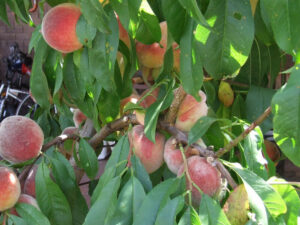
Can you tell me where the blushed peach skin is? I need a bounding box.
[129,125,165,173]
[0,116,44,163]
[136,21,180,69]
[73,109,87,128]
[0,167,21,211]
[10,194,40,216]
[175,90,208,132]
[177,156,221,205]
[42,3,82,53]
[24,165,38,197]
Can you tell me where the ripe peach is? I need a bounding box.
[41,3,82,53]
[62,126,78,135]
[0,167,21,211]
[223,184,249,225]
[141,66,161,83]
[23,165,38,197]
[0,116,44,163]
[136,88,160,125]
[117,16,130,49]
[164,137,206,174]
[10,194,40,216]
[136,21,180,69]
[128,125,165,173]
[177,156,221,205]
[175,90,208,132]
[73,109,87,127]
[120,93,139,114]
[264,139,280,163]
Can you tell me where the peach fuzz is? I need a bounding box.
[10,194,40,216]
[73,109,87,127]
[24,165,38,197]
[62,126,79,135]
[117,16,130,49]
[0,167,21,211]
[41,3,82,53]
[0,116,44,163]
[164,137,206,174]
[175,90,208,132]
[264,139,280,163]
[136,21,180,69]
[177,156,221,205]
[128,125,165,173]
[135,88,160,125]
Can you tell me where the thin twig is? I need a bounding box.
[216,106,272,158]
[215,160,237,189]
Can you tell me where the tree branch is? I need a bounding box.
[216,106,272,158]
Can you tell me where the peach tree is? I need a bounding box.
[0,0,300,224]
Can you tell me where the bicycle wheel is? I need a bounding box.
[16,94,37,118]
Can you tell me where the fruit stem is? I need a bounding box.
[216,106,272,158]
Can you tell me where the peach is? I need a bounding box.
[164,137,206,174]
[120,93,139,114]
[0,167,21,211]
[41,3,82,53]
[117,16,130,49]
[264,139,280,163]
[223,184,249,225]
[0,116,44,163]
[218,81,234,107]
[141,66,161,83]
[175,90,208,132]
[136,21,180,69]
[135,88,160,125]
[23,165,38,197]
[128,125,165,173]
[177,156,221,205]
[10,194,40,216]
[62,126,78,135]
[73,109,87,127]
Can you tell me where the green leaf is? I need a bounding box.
[239,124,269,180]
[88,9,119,92]
[131,155,153,193]
[144,84,174,142]
[178,0,210,28]
[6,0,29,23]
[107,176,146,225]
[15,203,50,225]
[180,17,203,98]
[0,0,9,25]
[178,207,201,225]
[133,178,180,225]
[155,196,185,225]
[28,24,42,52]
[231,94,246,119]
[35,162,73,225]
[272,68,300,166]
[98,89,120,124]
[78,138,99,179]
[246,86,276,133]
[76,15,97,48]
[199,194,231,225]
[7,214,28,225]
[188,116,218,145]
[45,0,76,7]
[224,162,287,218]
[269,177,300,225]
[161,0,187,43]
[50,153,88,225]
[261,0,300,53]
[62,54,86,102]
[30,38,51,109]
[195,0,254,79]
[83,176,121,225]
[79,0,110,33]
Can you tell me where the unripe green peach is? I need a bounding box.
[223,184,249,225]
[0,116,44,163]
[0,167,21,211]
[177,156,221,205]
[175,90,208,132]
[218,81,234,107]
[128,125,165,173]
[41,3,82,53]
